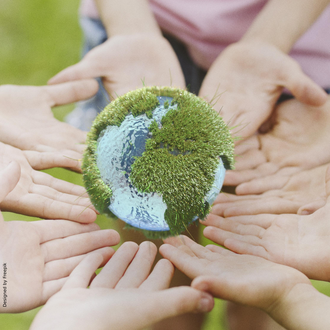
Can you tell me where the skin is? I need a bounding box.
[0,145,97,223]
[0,163,120,313]
[160,236,330,330]
[0,80,98,172]
[201,164,330,281]
[212,164,328,217]
[225,96,330,194]
[30,242,214,330]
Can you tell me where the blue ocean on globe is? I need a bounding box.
[96,96,226,231]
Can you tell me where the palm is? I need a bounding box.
[225,96,330,194]
[0,81,98,171]
[199,42,327,141]
[0,143,96,222]
[49,35,185,98]
[0,215,120,312]
[203,204,330,281]
[213,164,327,216]
[160,236,309,311]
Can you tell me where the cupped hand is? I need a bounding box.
[31,241,214,330]
[199,41,327,142]
[224,95,330,193]
[213,164,328,217]
[160,235,309,314]
[0,143,97,223]
[0,163,120,313]
[48,34,185,98]
[0,80,98,172]
[202,165,330,281]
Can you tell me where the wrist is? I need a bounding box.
[267,283,330,330]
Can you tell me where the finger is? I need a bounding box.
[41,229,120,262]
[139,287,214,326]
[234,136,260,155]
[205,244,236,256]
[33,220,99,243]
[326,164,330,201]
[234,149,266,171]
[192,276,232,301]
[43,247,115,282]
[224,162,279,186]
[224,238,269,259]
[48,58,103,85]
[42,79,99,106]
[25,150,82,172]
[61,253,103,290]
[287,70,328,107]
[223,198,300,217]
[17,193,97,223]
[202,213,274,229]
[175,235,224,261]
[32,170,87,196]
[0,161,21,204]
[203,226,262,248]
[115,241,158,289]
[139,259,175,291]
[42,277,67,304]
[159,244,203,279]
[298,199,326,215]
[236,173,290,195]
[90,242,139,288]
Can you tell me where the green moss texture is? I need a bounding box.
[83,86,234,238]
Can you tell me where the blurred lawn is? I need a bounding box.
[1,1,330,330]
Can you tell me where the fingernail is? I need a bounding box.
[197,292,213,313]
[300,210,310,215]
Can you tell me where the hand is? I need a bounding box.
[201,164,330,281]
[199,41,328,142]
[48,34,185,98]
[213,164,328,217]
[160,235,309,313]
[224,95,330,193]
[31,241,214,330]
[0,163,120,313]
[0,80,98,172]
[0,143,97,223]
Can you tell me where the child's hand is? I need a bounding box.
[0,80,98,172]
[212,164,327,217]
[160,235,309,312]
[30,242,214,330]
[202,165,330,281]
[199,41,327,142]
[49,34,185,98]
[0,163,120,313]
[0,144,96,222]
[224,96,330,192]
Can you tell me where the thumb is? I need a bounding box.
[286,67,328,107]
[298,199,326,215]
[141,287,214,326]
[0,161,21,204]
[42,80,99,107]
[48,54,104,85]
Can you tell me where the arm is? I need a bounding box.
[242,0,330,53]
[199,0,329,142]
[160,236,330,330]
[95,0,161,36]
[49,0,185,97]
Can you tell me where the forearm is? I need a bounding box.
[268,283,330,330]
[95,0,161,37]
[241,0,330,52]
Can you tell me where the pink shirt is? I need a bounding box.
[80,0,330,87]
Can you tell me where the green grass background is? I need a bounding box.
[0,1,329,329]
